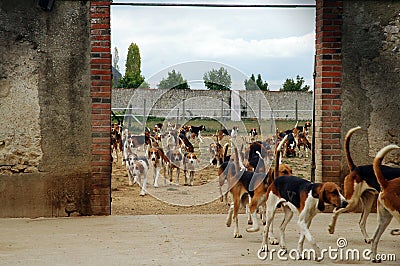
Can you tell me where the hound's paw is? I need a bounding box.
[365,238,372,244]
[390,229,400,235]
[247,220,253,225]
[139,192,146,196]
[153,184,159,188]
[233,233,242,238]
[328,224,335,234]
[246,227,259,233]
[268,237,279,245]
[226,219,232,227]
[279,247,287,254]
[259,244,268,253]
[372,257,382,263]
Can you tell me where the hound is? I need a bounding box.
[178,128,194,152]
[183,152,199,186]
[215,126,239,141]
[218,139,292,240]
[293,121,312,138]
[297,132,311,158]
[259,137,347,260]
[187,125,206,143]
[249,128,258,142]
[209,141,224,166]
[153,123,163,132]
[111,123,123,162]
[285,132,297,158]
[128,156,149,196]
[244,141,269,172]
[371,144,400,263]
[126,153,138,186]
[147,147,169,187]
[166,148,183,185]
[165,129,178,152]
[328,127,400,243]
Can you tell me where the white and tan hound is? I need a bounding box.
[371,144,400,263]
[166,148,183,185]
[328,127,400,243]
[259,140,347,261]
[147,147,169,187]
[128,157,149,196]
[183,152,199,186]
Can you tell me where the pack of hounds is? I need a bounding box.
[111,122,207,195]
[112,122,399,262]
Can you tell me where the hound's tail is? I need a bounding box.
[223,142,230,162]
[274,135,288,180]
[373,144,400,190]
[344,126,361,171]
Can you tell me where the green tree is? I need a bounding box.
[118,43,147,88]
[244,73,269,91]
[203,67,232,90]
[280,75,310,92]
[157,70,190,90]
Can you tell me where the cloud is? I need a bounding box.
[111,1,315,90]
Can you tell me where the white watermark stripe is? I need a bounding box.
[257,237,397,262]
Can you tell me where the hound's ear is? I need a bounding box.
[157,149,163,158]
[318,184,326,212]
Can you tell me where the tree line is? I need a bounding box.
[113,43,310,92]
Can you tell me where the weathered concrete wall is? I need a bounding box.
[0,0,92,217]
[112,88,313,121]
[341,1,400,177]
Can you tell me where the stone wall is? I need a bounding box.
[0,0,110,217]
[340,1,400,172]
[112,88,313,121]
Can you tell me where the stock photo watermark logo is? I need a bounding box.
[257,237,397,262]
[122,61,276,206]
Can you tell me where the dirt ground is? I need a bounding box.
[111,137,312,215]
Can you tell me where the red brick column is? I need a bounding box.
[90,0,111,215]
[314,0,343,183]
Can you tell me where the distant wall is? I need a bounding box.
[112,88,313,121]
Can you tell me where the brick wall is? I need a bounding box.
[314,0,343,182]
[90,1,111,215]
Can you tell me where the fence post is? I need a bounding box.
[182,101,185,121]
[176,108,180,125]
[258,99,261,121]
[128,104,132,128]
[143,99,146,131]
[221,99,224,121]
[295,100,298,121]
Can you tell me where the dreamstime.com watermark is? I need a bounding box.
[257,237,397,262]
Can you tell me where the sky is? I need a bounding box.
[111,0,316,90]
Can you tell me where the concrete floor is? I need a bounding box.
[0,213,398,265]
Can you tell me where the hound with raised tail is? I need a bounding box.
[219,138,292,241]
[328,127,400,243]
[259,136,347,260]
[371,144,400,263]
